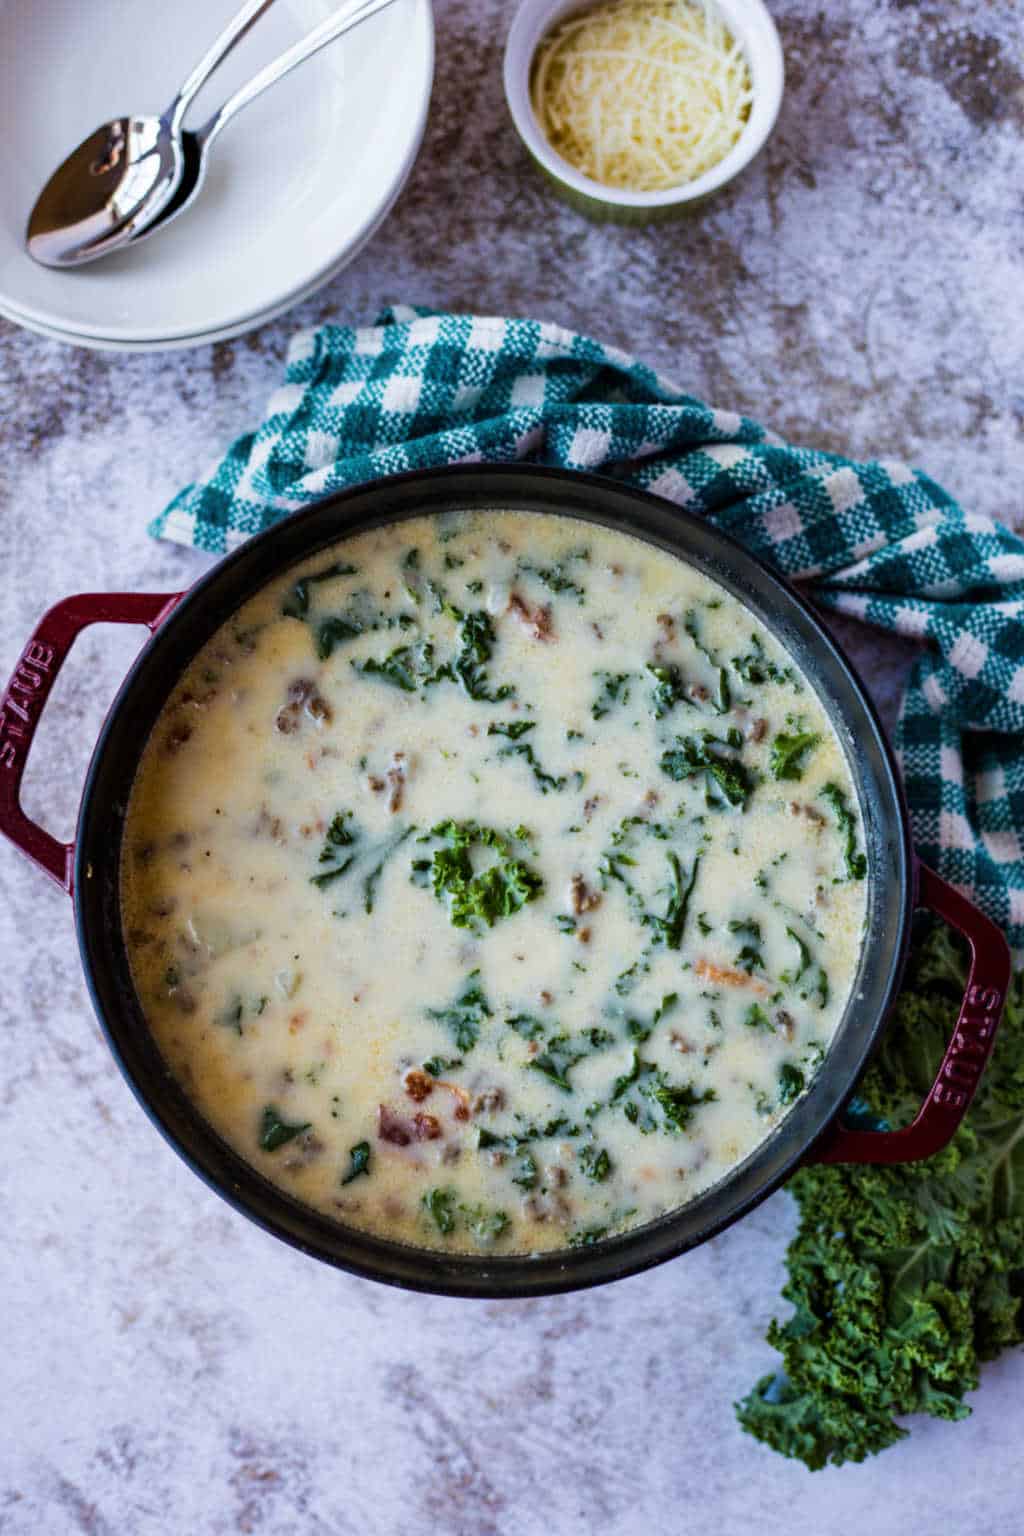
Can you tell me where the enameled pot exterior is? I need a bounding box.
[0,466,1010,1296]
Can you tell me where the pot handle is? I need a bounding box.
[810,860,1010,1166]
[0,592,183,894]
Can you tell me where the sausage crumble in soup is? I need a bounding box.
[122,510,868,1254]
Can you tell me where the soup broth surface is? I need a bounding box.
[123,509,868,1254]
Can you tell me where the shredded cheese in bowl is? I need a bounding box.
[530,0,753,193]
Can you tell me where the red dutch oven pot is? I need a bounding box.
[0,466,1011,1296]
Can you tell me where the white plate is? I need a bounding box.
[0,0,433,347]
[0,183,402,351]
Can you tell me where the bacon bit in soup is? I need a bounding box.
[524,1191,572,1223]
[377,1106,413,1146]
[387,752,408,813]
[569,874,601,915]
[790,801,826,824]
[165,721,193,753]
[776,1010,796,1041]
[253,805,285,843]
[275,677,332,734]
[695,959,769,994]
[508,591,553,641]
[179,684,218,711]
[403,1069,435,1102]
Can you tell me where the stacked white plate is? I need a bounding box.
[0,0,433,350]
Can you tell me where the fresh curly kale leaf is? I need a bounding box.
[529,1027,616,1093]
[317,615,368,658]
[422,1053,463,1078]
[460,1203,510,1246]
[820,781,867,880]
[495,740,575,794]
[646,663,693,720]
[729,916,764,974]
[579,1143,612,1182]
[610,1049,715,1133]
[258,1105,311,1153]
[613,991,678,1043]
[592,671,633,720]
[517,556,588,604]
[310,810,359,888]
[444,609,515,702]
[771,731,821,782]
[487,720,536,740]
[341,1141,371,1185]
[777,1062,805,1105]
[280,560,359,620]
[418,820,543,930]
[422,1186,457,1235]
[421,1187,508,1245]
[353,608,513,703]
[425,970,493,1054]
[309,812,413,912]
[362,826,415,914]
[730,633,795,687]
[643,851,701,950]
[682,609,731,714]
[352,642,434,691]
[736,926,1024,1470]
[660,733,752,810]
[286,582,394,657]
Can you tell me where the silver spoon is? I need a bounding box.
[26,0,400,269]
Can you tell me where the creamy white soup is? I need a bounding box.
[122,509,868,1255]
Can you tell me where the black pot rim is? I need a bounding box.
[72,464,914,1297]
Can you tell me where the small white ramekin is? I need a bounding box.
[503,0,785,222]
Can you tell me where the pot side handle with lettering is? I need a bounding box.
[810,860,1010,1166]
[0,592,183,893]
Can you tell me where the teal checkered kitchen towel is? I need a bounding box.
[151,306,1024,956]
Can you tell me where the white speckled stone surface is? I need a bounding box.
[2,1,1023,1528]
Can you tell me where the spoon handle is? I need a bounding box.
[198,0,401,148]
[167,0,281,135]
